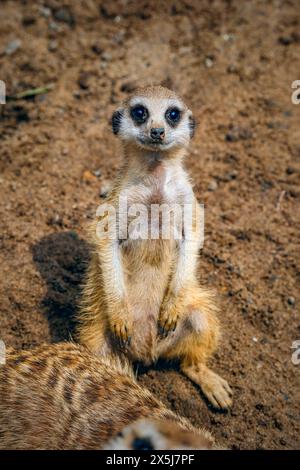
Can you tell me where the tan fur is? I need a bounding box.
[77,85,232,409]
[0,343,215,450]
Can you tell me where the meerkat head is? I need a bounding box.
[104,418,214,450]
[111,86,195,153]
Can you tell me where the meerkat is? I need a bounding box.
[77,85,232,410]
[0,343,216,450]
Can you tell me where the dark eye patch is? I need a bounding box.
[130,105,148,124]
[132,437,154,451]
[111,109,124,135]
[165,107,181,126]
[189,114,196,138]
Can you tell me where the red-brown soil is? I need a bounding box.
[0,0,299,449]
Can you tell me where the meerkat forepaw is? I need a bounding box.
[111,316,132,350]
[158,315,179,338]
[158,298,182,338]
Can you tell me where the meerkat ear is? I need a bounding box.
[188,112,196,139]
[111,108,124,135]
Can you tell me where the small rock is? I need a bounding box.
[5,39,22,56]
[179,46,192,56]
[205,57,214,68]
[78,73,89,90]
[82,170,97,183]
[99,180,111,198]
[101,51,112,61]
[225,132,239,142]
[53,7,75,26]
[225,125,252,142]
[287,296,295,306]
[274,418,283,430]
[255,403,265,412]
[223,33,234,42]
[93,169,101,177]
[73,91,81,100]
[227,64,238,73]
[208,180,218,191]
[120,81,136,93]
[22,16,36,26]
[49,21,62,32]
[48,40,58,52]
[113,31,125,45]
[278,36,293,46]
[47,214,63,227]
[91,43,103,55]
[39,6,51,18]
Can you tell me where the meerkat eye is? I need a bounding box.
[166,107,181,125]
[132,437,154,451]
[130,105,148,124]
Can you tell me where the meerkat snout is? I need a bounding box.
[105,419,215,450]
[111,85,195,152]
[150,127,165,141]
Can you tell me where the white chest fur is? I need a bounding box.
[119,163,192,241]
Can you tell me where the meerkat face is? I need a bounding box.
[112,86,195,152]
[104,419,214,450]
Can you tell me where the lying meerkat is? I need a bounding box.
[77,85,232,409]
[0,343,215,450]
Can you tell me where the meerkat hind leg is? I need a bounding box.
[181,361,232,409]
[165,286,233,410]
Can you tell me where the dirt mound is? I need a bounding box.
[0,0,299,449]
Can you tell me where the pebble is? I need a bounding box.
[278,36,293,46]
[48,40,58,52]
[287,296,295,306]
[39,7,51,18]
[205,57,214,68]
[54,7,75,26]
[5,39,22,56]
[208,180,218,191]
[78,73,89,90]
[47,214,63,227]
[179,46,192,56]
[227,64,238,74]
[22,16,36,26]
[120,81,136,93]
[101,51,112,61]
[99,180,111,198]
[49,21,62,32]
[91,43,103,55]
[223,33,234,42]
[93,169,101,177]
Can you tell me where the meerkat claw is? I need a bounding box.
[113,323,131,350]
[158,317,178,338]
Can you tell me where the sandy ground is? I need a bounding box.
[0,0,299,449]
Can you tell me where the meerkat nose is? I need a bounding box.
[150,127,165,141]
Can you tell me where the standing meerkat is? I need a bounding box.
[0,343,216,450]
[77,85,232,409]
